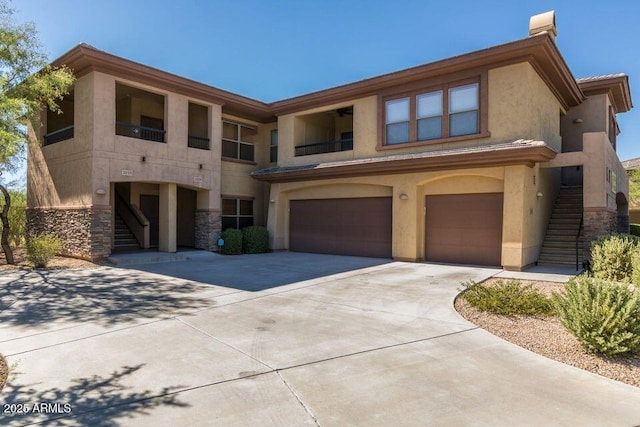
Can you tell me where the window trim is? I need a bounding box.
[221,120,257,163]
[221,196,255,230]
[377,72,489,150]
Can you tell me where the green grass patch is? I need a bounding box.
[462,280,555,316]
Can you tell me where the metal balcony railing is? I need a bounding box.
[188,135,210,150]
[116,121,166,143]
[294,138,353,157]
[43,125,74,146]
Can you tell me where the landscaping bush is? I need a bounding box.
[220,228,242,255]
[552,277,640,356]
[462,280,555,316]
[242,226,269,254]
[26,233,63,268]
[589,234,640,282]
[630,224,640,238]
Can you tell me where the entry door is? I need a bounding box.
[425,193,503,266]
[140,195,160,247]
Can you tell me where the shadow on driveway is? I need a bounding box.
[2,364,188,427]
[0,269,221,328]
[121,252,391,291]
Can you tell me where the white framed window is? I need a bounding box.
[449,83,479,137]
[385,97,410,144]
[382,78,482,146]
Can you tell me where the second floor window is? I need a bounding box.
[384,80,480,146]
[270,129,278,163]
[222,121,255,162]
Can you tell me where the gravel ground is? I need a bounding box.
[455,278,640,388]
[0,247,100,271]
[0,354,7,391]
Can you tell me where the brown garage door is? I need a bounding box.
[425,193,503,266]
[290,197,392,258]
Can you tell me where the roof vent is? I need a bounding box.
[529,10,557,40]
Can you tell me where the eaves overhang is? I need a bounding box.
[251,140,558,183]
[53,43,276,123]
[577,74,633,114]
[269,33,584,114]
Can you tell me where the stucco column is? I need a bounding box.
[502,165,527,269]
[392,186,419,261]
[159,183,177,253]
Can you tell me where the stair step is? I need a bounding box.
[545,229,583,236]
[547,223,581,229]
[540,247,584,255]
[537,260,583,269]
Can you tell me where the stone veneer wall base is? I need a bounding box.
[582,208,617,258]
[195,209,222,251]
[26,206,112,261]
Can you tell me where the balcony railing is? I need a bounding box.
[294,138,353,157]
[43,125,74,146]
[188,135,210,150]
[116,121,166,143]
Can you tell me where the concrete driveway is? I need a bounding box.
[1,253,639,426]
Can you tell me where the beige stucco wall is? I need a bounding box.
[28,73,95,208]
[91,72,222,208]
[560,94,608,153]
[28,71,227,211]
[266,163,558,268]
[220,114,275,227]
[274,62,562,169]
[541,131,629,210]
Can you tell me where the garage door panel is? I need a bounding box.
[290,197,392,258]
[426,193,503,266]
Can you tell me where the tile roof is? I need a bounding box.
[576,73,627,83]
[252,139,551,177]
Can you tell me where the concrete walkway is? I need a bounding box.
[0,254,639,426]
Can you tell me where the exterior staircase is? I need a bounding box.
[537,186,584,269]
[113,213,140,251]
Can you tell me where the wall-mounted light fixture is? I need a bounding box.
[536,191,544,198]
[573,118,583,124]
[95,189,106,195]
[269,199,276,203]
[199,164,203,170]
[141,156,146,163]
[399,193,409,200]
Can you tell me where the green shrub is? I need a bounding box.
[630,224,640,238]
[26,233,63,268]
[632,251,640,286]
[462,280,555,316]
[242,226,269,254]
[590,234,640,282]
[0,190,26,248]
[220,228,242,255]
[552,277,640,356]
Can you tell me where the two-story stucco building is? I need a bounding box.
[27,11,632,270]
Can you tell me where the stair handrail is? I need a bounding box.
[576,213,583,271]
[115,191,150,249]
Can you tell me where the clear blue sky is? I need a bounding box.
[8,0,640,184]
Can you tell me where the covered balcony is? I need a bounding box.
[115,83,166,143]
[44,92,74,146]
[188,102,210,150]
[295,107,353,157]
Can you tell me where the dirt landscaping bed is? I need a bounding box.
[0,354,7,391]
[0,247,100,272]
[455,278,640,388]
